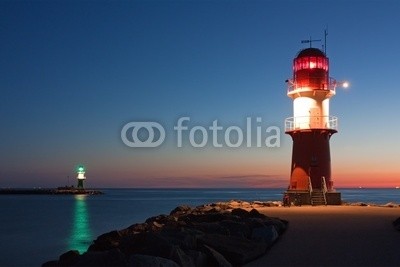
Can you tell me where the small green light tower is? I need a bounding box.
[76,165,86,190]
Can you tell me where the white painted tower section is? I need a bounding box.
[77,171,86,180]
[290,90,335,130]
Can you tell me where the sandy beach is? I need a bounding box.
[246,206,400,267]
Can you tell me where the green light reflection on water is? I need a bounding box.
[68,195,92,253]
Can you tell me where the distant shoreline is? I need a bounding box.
[0,188,103,195]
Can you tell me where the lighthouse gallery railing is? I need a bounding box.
[287,77,338,93]
[285,116,338,132]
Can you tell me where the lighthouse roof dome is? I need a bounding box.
[296,48,326,58]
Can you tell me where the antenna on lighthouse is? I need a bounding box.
[324,28,328,54]
[301,36,321,48]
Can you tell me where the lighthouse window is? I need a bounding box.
[296,60,301,71]
[309,57,317,69]
[302,58,308,69]
[317,57,323,69]
[294,60,300,71]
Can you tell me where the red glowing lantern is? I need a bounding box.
[292,48,329,90]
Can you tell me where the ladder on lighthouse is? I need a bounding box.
[310,177,327,206]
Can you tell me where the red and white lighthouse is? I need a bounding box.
[285,45,343,205]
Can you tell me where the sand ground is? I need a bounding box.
[246,206,400,267]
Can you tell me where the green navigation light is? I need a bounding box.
[77,165,85,173]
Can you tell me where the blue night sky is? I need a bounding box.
[1,0,399,188]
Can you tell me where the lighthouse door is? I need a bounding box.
[310,107,321,128]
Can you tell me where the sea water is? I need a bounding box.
[0,188,399,266]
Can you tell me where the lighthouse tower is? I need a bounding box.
[76,165,86,190]
[285,45,342,205]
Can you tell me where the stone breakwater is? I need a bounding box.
[343,202,400,207]
[43,200,287,267]
[393,217,400,231]
[0,188,103,195]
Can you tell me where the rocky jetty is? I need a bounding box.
[393,217,400,231]
[0,188,103,195]
[342,201,400,208]
[43,200,288,267]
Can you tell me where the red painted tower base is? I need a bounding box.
[285,129,341,205]
[289,129,334,191]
